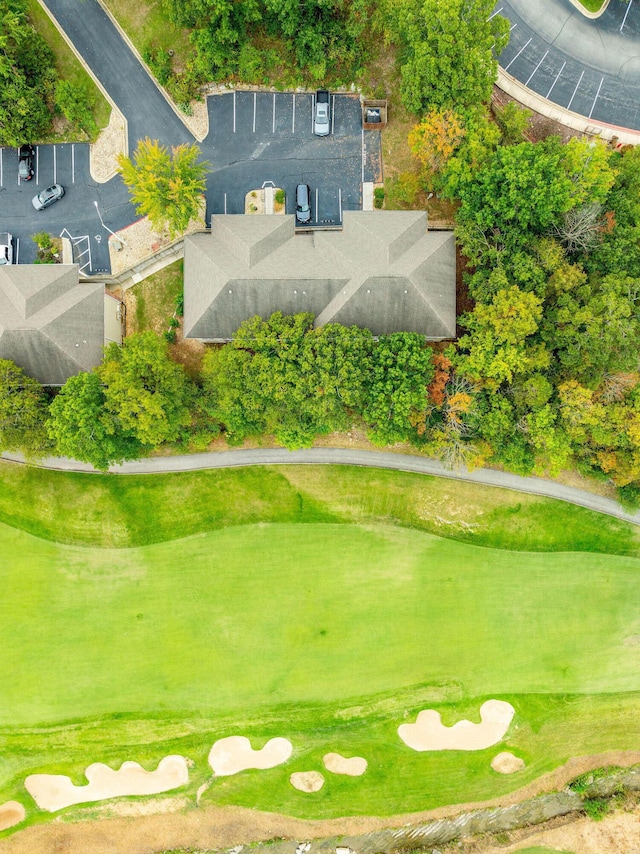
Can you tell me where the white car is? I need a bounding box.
[0,233,13,265]
[314,90,330,136]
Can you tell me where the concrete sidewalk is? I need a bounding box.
[3,447,639,526]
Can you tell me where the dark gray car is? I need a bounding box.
[32,184,65,211]
[295,184,311,224]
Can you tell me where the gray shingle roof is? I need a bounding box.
[0,265,105,385]
[184,211,456,341]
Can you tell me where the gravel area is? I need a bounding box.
[90,106,127,183]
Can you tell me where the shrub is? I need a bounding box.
[275,189,285,205]
[55,80,97,136]
[582,797,611,821]
[174,291,184,316]
[374,187,385,209]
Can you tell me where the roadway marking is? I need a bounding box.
[272,93,276,133]
[315,187,318,220]
[72,144,75,183]
[505,37,532,71]
[292,94,296,133]
[0,149,3,187]
[489,6,503,19]
[253,92,256,133]
[224,192,227,214]
[589,77,605,118]
[15,237,19,264]
[53,145,57,184]
[16,147,19,185]
[567,69,585,111]
[546,61,566,98]
[60,229,92,273]
[311,93,315,134]
[233,91,236,133]
[510,22,517,31]
[621,0,633,31]
[525,50,549,86]
[331,94,335,135]
[361,126,365,183]
[35,146,39,184]
[338,187,342,221]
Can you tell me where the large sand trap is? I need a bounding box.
[491,751,525,774]
[398,700,515,751]
[0,801,25,831]
[290,771,325,792]
[208,736,293,777]
[323,753,368,776]
[24,755,189,812]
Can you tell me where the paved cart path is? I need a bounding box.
[3,447,639,526]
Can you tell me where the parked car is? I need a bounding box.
[295,184,312,224]
[18,144,34,181]
[32,184,64,211]
[314,89,330,137]
[0,233,13,265]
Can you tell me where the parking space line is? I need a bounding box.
[253,92,256,133]
[0,149,3,187]
[526,50,549,86]
[315,187,318,219]
[546,61,566,98]
[15,238,19,264]
[17,147,20,185]
[331,95,335,135]
[233,91,236,133]
[224,193,227,214]
[505,37,532,71]
[72,144,75,183]
[339,188,342,220]
[311,93,315,134]
[567,69,585,111]
[53,145,57,184]
[292,94,296,133]
[272,93,276,133]
[35,147,39,184]
[361,127,365,183]
[589,77,605,118]
[489,6,503,18]
[510,22,517,31]
[621,0,633,31]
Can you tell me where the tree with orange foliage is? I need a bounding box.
[408,109,466,178]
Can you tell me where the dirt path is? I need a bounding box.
[3,751,640,854]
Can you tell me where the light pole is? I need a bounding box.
[93,200,127,246]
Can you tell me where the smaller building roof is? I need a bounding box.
[0,265,106,385]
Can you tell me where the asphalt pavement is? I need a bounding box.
[496,0,640,130]
[3,447,638,526]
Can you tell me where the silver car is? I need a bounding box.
[0,233,13,265]
[32,183,65,211]
[314,90,330,137]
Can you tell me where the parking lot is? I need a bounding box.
[203,91,382,225]
[0,92,382,273]
[0,142,132,271]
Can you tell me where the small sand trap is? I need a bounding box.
[25,755,189,812]
[491,751,526,774]
[323,753,367,776]
[398,700,515,751]
[290,771,325,792]
[208,736,293,777]
[0,800,25,831]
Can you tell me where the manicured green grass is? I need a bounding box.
[0,462,638,555]
[577,0,605,12]
[25,0,111,140]
[4,521,640,728]
[127,260,183,336]
[2,462,640,830]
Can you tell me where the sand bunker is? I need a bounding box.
[290,771,325,792]
[491,751,526,774]
[0,800,25,831]
[208,736,293,777]
[323,752,368,776]
[25,755,189,812]
[398,700,515,751]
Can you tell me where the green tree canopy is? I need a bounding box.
[117,139,209,238]
[47,371,143,471]
[389,0,509,114]
[0,359,51,457]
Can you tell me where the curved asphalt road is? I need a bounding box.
[3,447,639,526]
[495,0,640,131]
[41,0,194,150]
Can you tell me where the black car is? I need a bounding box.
[295,183,311,224]
[18,144,34,181]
